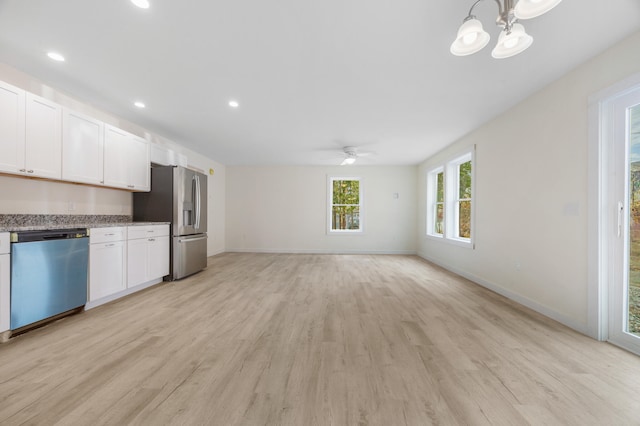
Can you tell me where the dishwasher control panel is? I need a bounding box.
[11,228,88,243]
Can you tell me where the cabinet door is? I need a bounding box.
[128,135,150,191]
[89,241,126,301]
[127,237,148,288]
[148,235,169,280]
[103,124,130,189]
[62,108,104,185]
[104,125,150,191]
[0,80,25,175]
[0,254,9,333]
[25,93,62,179]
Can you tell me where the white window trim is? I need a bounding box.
[446,151,473,246]
[425,146,475,248]
[327,176,364,235]
[426,166,444,239]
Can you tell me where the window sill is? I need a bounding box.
[328,230,364,236]
[425,234,473,249]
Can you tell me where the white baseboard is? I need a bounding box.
[85,277,163,310]
[225,248,417,255]
[417,251,589,336]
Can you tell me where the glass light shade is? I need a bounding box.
[450,18,490,56]
[491,24,533,59]
[514,0,563,20]
[341,157,356,166]
[131,0,150,9]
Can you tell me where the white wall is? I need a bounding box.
[226,166,417,254]
[417,31,640,335]
[0,62,226,256]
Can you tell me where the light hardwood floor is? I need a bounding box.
[1,253,640,425]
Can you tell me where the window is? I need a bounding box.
[426,148,474,246]
[427,167,444,237]
[328,177,362,233]
[449,153,472,241]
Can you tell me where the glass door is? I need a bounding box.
[610,89,640,354]
[627,104,640,338]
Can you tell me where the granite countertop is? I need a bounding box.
[0,214,170,233]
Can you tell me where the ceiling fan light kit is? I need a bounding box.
[341,147,358,166]
[450,0,563,59]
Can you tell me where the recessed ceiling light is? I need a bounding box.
[47,52,65,62]
[131,0,150,9]
[228,100,239,108]
[134,101,146,108]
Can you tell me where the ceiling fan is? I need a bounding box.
[340,146,374,165]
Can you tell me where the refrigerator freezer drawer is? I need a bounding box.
[172,234,207,280]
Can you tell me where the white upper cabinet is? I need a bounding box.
[0,78,150,191]
[25,93,62,179]
[104,124,150,191]
[128,135,150,191]
[0,81,25,175]
[0,82,62,179]
[62,108,104,185]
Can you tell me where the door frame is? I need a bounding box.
[588,72,640,351]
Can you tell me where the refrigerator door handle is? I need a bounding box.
[195,175,201,230]
[178,236,207,243]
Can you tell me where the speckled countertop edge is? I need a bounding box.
[0,214,169,232]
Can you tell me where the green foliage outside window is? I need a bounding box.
[332,179,360,230]
[435,172,444,234]
[458,161,472,238]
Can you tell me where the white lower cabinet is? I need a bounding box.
[89,227,126,302]
[127,225,169,288]
[0,233,10,333]
[87,224,168,309]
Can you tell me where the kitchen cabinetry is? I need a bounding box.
[0,78,151,192]
[0,233,10,334]
[104,124,150,191]
[127,225,169,288]
[89,227,126,302]
[25,93,63,179]
[0,81,62,179]
[0,81,25,175]
[62,108,104,185]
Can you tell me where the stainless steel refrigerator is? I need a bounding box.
[133,165,207,280]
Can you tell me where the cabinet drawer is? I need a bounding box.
[0,233,9,255]
[90,227,126,244]
[127,225,169,240]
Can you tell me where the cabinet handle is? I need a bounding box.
[105,243,115,247]
[128,185,135,188]
[105,233,115,236]
[19,168,26,172]
[148,238,155,242]
[27,170,34,173]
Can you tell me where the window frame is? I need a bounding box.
[327,176,364,234]
[426,147,475,248]
[446,152,473,245]
[426,167,445,239]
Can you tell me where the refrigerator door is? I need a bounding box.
[173,167,207,236]
[172,234,207,280]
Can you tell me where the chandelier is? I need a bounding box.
[450,0,563,59]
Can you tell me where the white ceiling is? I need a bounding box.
[0,0,638,166]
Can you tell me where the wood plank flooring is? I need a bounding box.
[1,253,640,425]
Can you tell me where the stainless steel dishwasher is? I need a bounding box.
[10,228,89,331]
